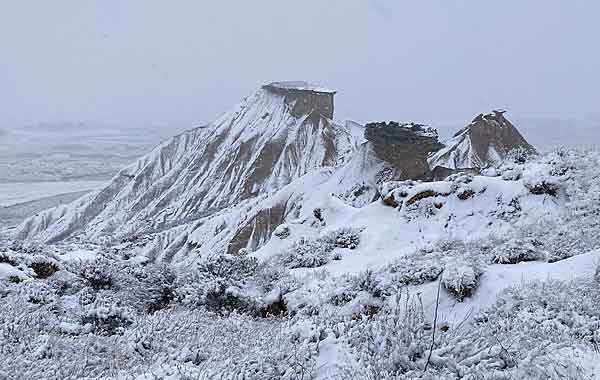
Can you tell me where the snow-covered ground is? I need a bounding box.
[0,122,181,183]
[4,148,600,379]
[2,114,600,379]
[0,123,182,230]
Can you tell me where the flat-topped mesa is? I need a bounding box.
[364,121,444,179]
[263,81,335,120]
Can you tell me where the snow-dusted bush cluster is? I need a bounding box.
[0,302,318,379]
[518,148,600,259]
[340,277,600,380]
[339,293,430,379]
[442,261,482,301]
[277,227,361,269]
[81,304,134,335]
[177,253,260,313]
[0,247,320,380]
[281,236,335,269]
[491,237,546,264]
[382,239,489,290]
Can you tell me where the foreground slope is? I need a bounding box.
[2,149,600,380]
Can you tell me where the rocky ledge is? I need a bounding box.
[365,121,444,179]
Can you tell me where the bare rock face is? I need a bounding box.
[364,122,444,179]
[428,111,536,177]
[263,81,335,120]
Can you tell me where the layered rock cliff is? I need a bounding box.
[364,121,443,179]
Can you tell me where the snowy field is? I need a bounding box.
[0,122,183,229]
[0,122,181,183]
[0,180,107,207]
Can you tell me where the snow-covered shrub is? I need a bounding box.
[81,304,134,336]
[501,166,523,180]
[341,278,598,380]
[339,182,378,208]
[8,240,43,255]
[492,238,545,264]
[254,260,289,294]
[47,269,80,296]
[523,167,562,197]
[273,223,291,239]
[506,146,536,164]
[351,269,383,298]
[77,258,114,289]
[199,252,258,280]
[0,251,17,266]
[279,228,361,269]
[340,293,430,378]
[442,261,482,301]
[28,256,59,279]
[526,179,560,196]
[124,263,177,313]
[325,227,361,250]
[389,260,443,286]
[279,236,335,269]
[446,172,473,187]
[177,253,260,313]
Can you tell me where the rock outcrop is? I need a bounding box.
[428,111,536,178]
[262,81,335,119]
[364,122,444,179]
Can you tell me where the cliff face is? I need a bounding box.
[428,111,536,175]
[364,122,444,179]
[262,81,335,119]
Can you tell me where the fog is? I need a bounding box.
[2,1,600,130]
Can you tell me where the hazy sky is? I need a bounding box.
[2,1,599,128]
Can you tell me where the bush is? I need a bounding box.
[341,278,597,380]
[340,293,430,378]
[28,256,59,279]
[280,237,335,269]
[78,259,113,289]
[279,228,362,269]
[0,252,17,266]
[492,238,545,264]
[177,254,260,313]
[81,305,133,336]
[273,224,291,239]
[329,227,361,250]
[351,269,383,298]
[388,258,443,286]
[130,263,177,314]
[442,262,482,301]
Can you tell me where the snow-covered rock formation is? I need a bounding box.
[14,91,539,261]
[364,121,443,180]
[428,110,536,178]
[16,82,356,245]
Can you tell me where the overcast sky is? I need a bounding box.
[2,1,599,129]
